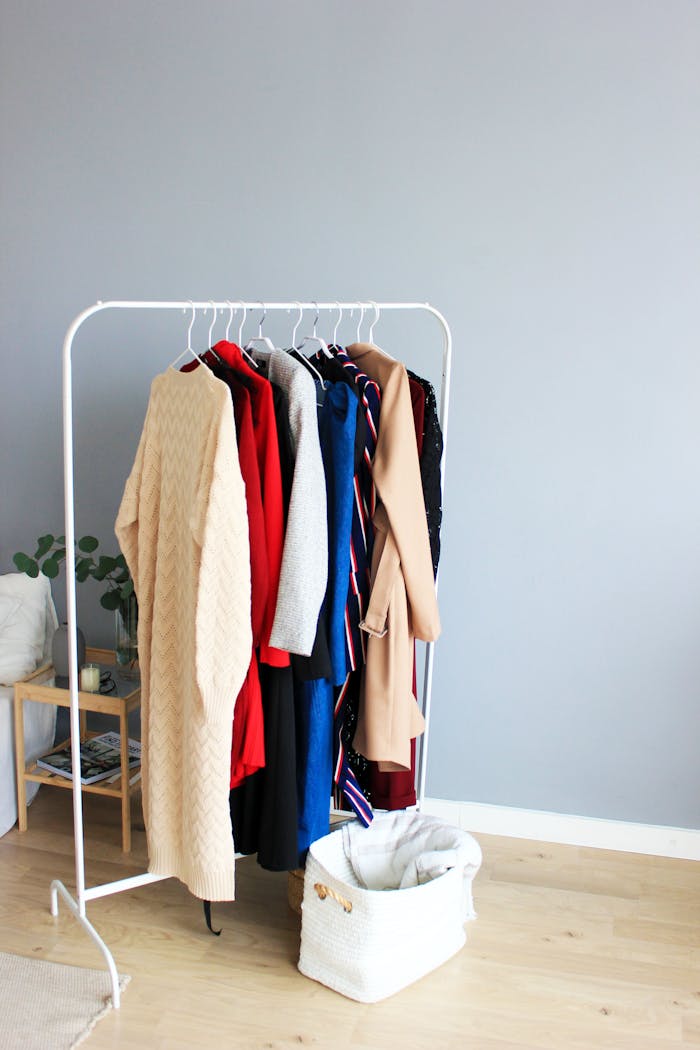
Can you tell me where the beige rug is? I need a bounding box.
[0,951,130,1050]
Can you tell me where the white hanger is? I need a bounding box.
[225,301,234,341]
[291,302,304,347]
[332,302,343,346]
[207,300,219,348]
[169,302,205,369]
[356,303,366,343]
[368,301,380,344]
[289,302,326,390]
[237,303,247,346]
[234,302,258,368]
[297,301,332,358]
[245,302,276,354]
[365,299,394,359]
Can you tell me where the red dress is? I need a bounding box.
[229,387,266,787]
[181,347,290,788]
[209,341,288,668]
[183,343,289,667]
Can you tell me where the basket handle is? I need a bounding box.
[314,882,353,913]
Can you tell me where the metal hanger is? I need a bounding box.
[288,303,326,390]
[235,302,258,368]
[332,302,343,347]
[365,299,394,359]
[207,300,219,347]
[206,301,224,363]
[168,302,206,369]
[297,301,332,359]
[237,303,247,346]
[224,301,235,341]
[356,303,366,343]
[245,303,276,354]
[291,302,304,347]
[368,301,380,344]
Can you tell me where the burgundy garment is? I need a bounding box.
[408,376,426,454]
[366,379,427,810]
[366,656,418,809]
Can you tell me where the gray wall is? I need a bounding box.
[2,0,699,829]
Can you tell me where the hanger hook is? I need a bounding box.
[332,302,342,345]
[207,300,218,348]
[258,302,266,337]
[356,303,366,343]
[186,301,196,352]
[368,301,380,344]
[237,303,247,346]
[312,302,319,337]
[225,301,234,341]
[292,302,303,346]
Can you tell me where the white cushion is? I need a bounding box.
[0,683,57,836]
[0,575,59,836]
[0,574,57,686]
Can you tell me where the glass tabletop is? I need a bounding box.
[29,662,140,700]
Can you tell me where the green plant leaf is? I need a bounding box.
[75,558,92,582]
[92,555,117,581]
[56,535,65,544]
[55,548,66,561]
[120,579,134,599]
[35,534,55,559]
[78,535,99,553]
[42,558,60,579]
[100,590,122,611]
[14,553,40,577]
[115,568,130,583]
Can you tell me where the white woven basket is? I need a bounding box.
[298,812,482,1003]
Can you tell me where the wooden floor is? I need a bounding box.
[1,789,699,1050]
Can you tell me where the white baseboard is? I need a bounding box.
[421,797,700,861]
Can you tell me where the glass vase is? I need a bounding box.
[52,622,86,687]
[115,594,139,678]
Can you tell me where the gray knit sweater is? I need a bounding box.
[267,350,328,655]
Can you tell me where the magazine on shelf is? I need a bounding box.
[36,731,141,785]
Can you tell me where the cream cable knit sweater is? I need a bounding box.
[267,350,328,655]
[115,366,251,900]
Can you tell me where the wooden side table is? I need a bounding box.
[14,646,141,852]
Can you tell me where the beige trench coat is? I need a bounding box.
[346,343,441,771]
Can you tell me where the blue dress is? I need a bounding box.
[296,381,357,859]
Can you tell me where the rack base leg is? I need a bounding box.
[50,879,122,1008]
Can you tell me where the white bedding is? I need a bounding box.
[0,682,57,837]
[0,573,58,838]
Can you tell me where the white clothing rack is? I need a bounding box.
[53,299,453,1007]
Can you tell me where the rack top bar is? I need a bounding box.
[90,299,435,310]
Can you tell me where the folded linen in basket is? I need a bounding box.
[341,810,482,919]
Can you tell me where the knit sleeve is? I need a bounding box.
[193,393,252,723]
[115,389,155,591]
[268,362,328,655]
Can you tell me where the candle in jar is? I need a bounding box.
[80,664,100,692]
